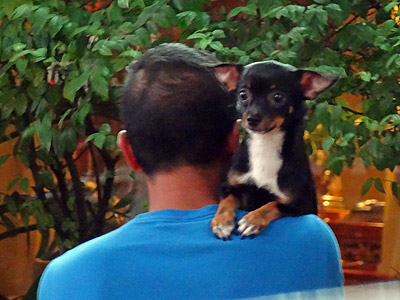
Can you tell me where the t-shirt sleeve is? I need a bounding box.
[305,215,344,288]
[37,252,101,300]
[37,259,62,300]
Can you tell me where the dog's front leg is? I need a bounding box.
[211,195,237,240]
[238,201,281,237]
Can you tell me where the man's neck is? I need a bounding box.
[146,165,221,211]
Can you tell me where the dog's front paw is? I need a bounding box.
[238,201,280,238]
[211,211,235,240]
[211,195,236,240]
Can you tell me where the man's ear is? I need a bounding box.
[117,130,143,173]
[212,64,243,91]
[296,70,338,99]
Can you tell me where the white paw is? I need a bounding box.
[238,217,260,237]
[212,224,235,240]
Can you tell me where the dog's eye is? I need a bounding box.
[239,89,249,102]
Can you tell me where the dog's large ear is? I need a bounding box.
[296,70,338,99]
[212,64,243,91]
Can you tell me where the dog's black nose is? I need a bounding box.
[247,115,261,127]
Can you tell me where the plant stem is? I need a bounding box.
[65,152,88,243]
[0,131,19,144]
[0,224,37,241]
[26,137,67,240]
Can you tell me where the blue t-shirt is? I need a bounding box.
[38,205,344,300]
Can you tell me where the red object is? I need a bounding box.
[87,1,101,12]
[48,82,56,86]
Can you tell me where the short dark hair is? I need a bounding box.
[120,43,236,175]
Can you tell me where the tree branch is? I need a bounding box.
[89,143,102,201]
[0,224,37,241]
[64,152,88,243]
[85,117,117,236]
[0,131,19,144]
[25,137,68,241]
[49,150,70,218]
[328,101,363,115]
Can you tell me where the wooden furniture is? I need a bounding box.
[319,208,386,285]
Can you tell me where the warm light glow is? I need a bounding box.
[85,181,97,190]
[391,5,400,25]
[323,201,330,206]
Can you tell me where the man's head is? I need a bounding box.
[119,43,237,176]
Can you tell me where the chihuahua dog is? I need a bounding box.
[211,61,337,239]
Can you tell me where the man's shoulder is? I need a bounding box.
[37,223,135,299]
[238,212,336,243]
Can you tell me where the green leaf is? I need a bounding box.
[132,0,168,31]
[18,153,30,168]
[322,136,335,152]
[31,48,47,57]
[146,20,158,34]
[48,15,67,38]
[0,154,11,167]
[117,0,129,9]
[16,58,28,73]
[31,7,52,30]
[85,133,97,144]
[385,54,400,70]
[358,71,371,82]
[384,2,399,13]
[90,74,109,100]
[343,132,355,142]
[38,124,53,152]
[374,178,385,194]
[361,178,374,196]
[8,177,20,190]
[99,123,111,135]
[63,71,91,102]
[12,4,35,19]
[37,170,55,189]
[19,177,30,192]
[4,194,17,216]
[153,11,170,27]
[94,133,106,149]
[58,108,72,129]
[227,4,257,19]
[76,102,92,125]
[326,154,345,175]
[176,11,196,28]
[212,29,225,39]
[13,43,26,52]
[104,135,117,151]
[64,128,78,154]
[172,0,183,10]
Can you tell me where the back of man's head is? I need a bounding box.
[120,43,236,176]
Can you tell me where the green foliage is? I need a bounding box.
[1,0,400,274]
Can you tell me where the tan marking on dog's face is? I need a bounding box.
[270,84,276,89]
[242,113,285,133]
[289,106,294,114]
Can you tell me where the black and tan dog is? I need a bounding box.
[211,61,337,239]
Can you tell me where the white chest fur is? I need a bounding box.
[233,131,288,202]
